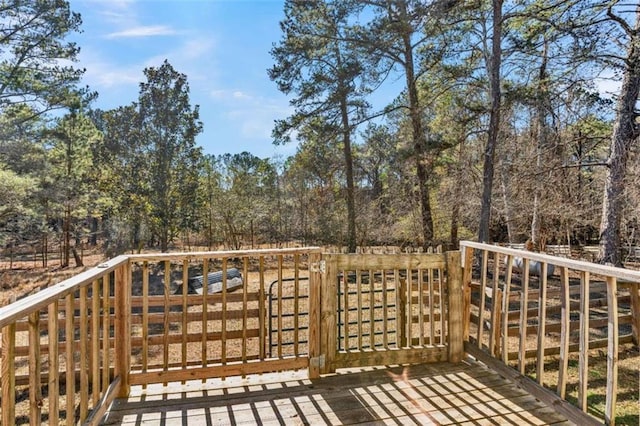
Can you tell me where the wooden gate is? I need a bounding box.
[309,252,463,376]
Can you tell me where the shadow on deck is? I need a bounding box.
[103,358,571,425]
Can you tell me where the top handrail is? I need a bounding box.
[127,246,323,262]
[0,255,130,330]
[460,241,640,284]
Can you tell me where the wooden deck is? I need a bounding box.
[102,358,573,425]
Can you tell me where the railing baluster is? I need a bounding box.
[181,259,188,381]
[605,276,619,425]
[277,255,283,358]
[477,250,488,347]
[102,274,110,395]
[293,255,300,356]
[558,266,570,398]
[502,255,513,364]
[163,260,170,384]
[578,271,590,411]
[221,257,228,369]
[536,263,548,385]
[29,310,42,425]
[48,301,60,424]
[202,258,208,368]
[242,256,249,363]
[142,261,149,382]
[356,269,363,350]
[259,256,266,360]
[382,269,388,349]
[91,279,101,407]
[1,315,16,425]
[65,292,75,426]
[80,285,89,420]
[518,259,530,374]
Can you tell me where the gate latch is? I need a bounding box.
[310,354,325,368]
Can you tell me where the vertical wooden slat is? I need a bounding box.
[221,257,228,367]
[2,319,16,426]
[407,267,413,345]
[162,260,170,380]
[142,261,149,378]
[438,268,445,345]
[277,255,283,358]
[462,246,474,341]
[446,251,463,363]
[518,259,530,375]
[369,268,375,349]
[558,266,570,398]
[181,260,188,377]
[398,276,407,348]
[91,280,100,406]
[605,276,618,426]
[578,271,590,411]
[382,269,388,349]
[65,292,75,426]
[114,262,131,398]
[201,258,209,367]
[356,270,363,350]
[501,255,513,364]
[308,252,322,379]
[101,274,110,394]
[321,254,337,374]
[242,257,249,362]
[48,301,60,424]
[631,283,639,347]
[537,263,548,385]
[29,310,43,425]
[427,268,434,346]
[79,286,89,420]
[344,269,350,351]
[477,250,489,346]
[258,256,266,360]
[489,288,502,358]
[293,255,300,356]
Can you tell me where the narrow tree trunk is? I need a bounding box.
[531,38,549,250]
[399,2,434,248]
[599,10,640,265]
[478,0,503,243]
[340,96,357,254]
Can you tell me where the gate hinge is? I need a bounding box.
[310,260,326,273]
[310,354,325,368]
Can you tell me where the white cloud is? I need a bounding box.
[105,25,178,39]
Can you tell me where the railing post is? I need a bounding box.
[320,254,337,374]
[446,251,463,363]
[114,261,132,398]
[308,252,322,379]
[462,246,474,342]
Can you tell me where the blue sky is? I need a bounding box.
[70,0,296,159]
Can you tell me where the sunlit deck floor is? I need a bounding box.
[102,358,573,425]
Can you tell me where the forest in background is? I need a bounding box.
[1,0,639,268]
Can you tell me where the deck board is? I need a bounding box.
[103,359,574,425]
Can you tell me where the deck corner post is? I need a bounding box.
[114,260,132,397]
[446,251,463,363]
[308,252,322,379]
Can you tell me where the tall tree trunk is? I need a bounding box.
[531,38,549,250]
[399,2,434,249]
[598,7,640,265]
[478,0,503,243]
[340,95,357,253]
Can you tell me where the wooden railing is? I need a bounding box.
[460,241,640,426]
[0,255,130,426]
[0,248,319,425]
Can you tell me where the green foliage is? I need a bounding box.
[0,0,84,113]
